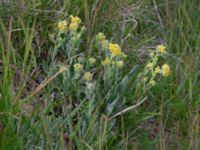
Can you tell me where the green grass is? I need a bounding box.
[0,0,200,149]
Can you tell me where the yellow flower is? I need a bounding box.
[150,80,156,86]
[109,43,122,56]
[70,15,81,24]
[89,57,96,65]
[69,22,79,31]
[162,64,170,77]
[116,60,124,68]
[155,66,161,74]
[97,32,106,41]
[84,72,92,81]
[103,58,110,65]
[74,63,83,72]
[156,44,166,53]
[58,20,68,32]
[146,62,153,69]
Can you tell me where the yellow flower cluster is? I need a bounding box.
[103,58,110,65]
[156,44,166,54]
[89,57,96,65]
[96,32,127,60]
[58,20,68,32]
[146,62,153,69]
[147,63,170,77]
[109,43,121,56]
[155,66,161,74]
[109,43,126,57]
[143,44,171,88]
[69,23,79,31]
[103,58,124,68]
[97,33,106,41]
[96,32,110,50]
[69,15,81,31]
[162,64,170,77]
[70,15,81,24]
[145,45,170,78]
[73,63,93,81]
[74,63,83,72]
[96,34,126,68]
[84,72,92,81]
[116,60,124,68]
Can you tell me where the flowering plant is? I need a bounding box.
[42,15,171,148]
